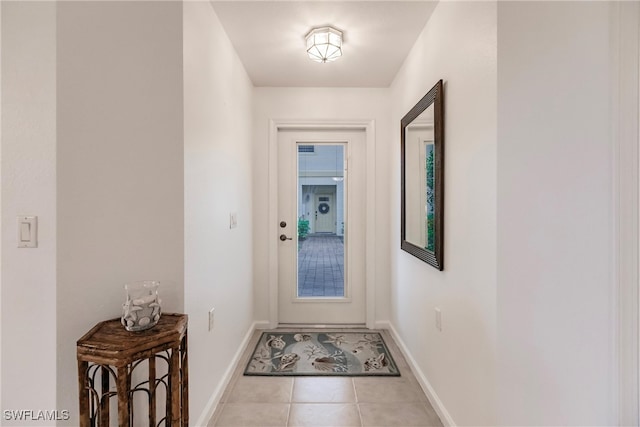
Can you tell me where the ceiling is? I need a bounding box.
[210,1,438,88]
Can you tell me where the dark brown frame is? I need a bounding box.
[400,80,444,270]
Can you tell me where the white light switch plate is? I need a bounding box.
[17,216,37,248]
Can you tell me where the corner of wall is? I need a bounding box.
[56,2,184,424]
[1,1,58,419]
[389,2,497,425]
[183,0,256,420]
[385,322,456,426]
[194,321,258,427]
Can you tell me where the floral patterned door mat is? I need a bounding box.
[244,332,400,376]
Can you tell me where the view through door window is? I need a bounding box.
[297,144,346,297]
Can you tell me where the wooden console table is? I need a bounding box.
[77,313,188,427]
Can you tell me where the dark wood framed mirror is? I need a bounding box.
[401,80,444,270]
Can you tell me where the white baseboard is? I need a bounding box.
[374,320,391,330]
[254,320,271,330]
[194,321,258,427]
[379,321,456,427]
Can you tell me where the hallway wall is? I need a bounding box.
[56,2,184,424]
[497,2,616,424]
[183,1,255,422]
[1,2,57,421]
[252,88,392,326]
[389,2,497,425]
[2,2,253,424]
[391,1,620,425]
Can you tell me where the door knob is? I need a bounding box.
[279,234,292,241]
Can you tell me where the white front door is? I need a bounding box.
[277,129,366,324]
[314,193,335,233]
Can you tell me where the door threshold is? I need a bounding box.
[276,323,368,329]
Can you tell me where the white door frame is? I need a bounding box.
[267,119,376,328]
[613,1,640,424]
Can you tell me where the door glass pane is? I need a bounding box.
[297,144,345,297]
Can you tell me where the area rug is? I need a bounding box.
[244,332,400,376]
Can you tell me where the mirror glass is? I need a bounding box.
[404,103,435,250]
[401,80,443,270]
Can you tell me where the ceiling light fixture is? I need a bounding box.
[305,26,343,63]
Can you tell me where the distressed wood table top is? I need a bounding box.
[77,313,187,366]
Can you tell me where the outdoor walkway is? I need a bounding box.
[297,234,344,297]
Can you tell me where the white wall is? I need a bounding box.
[389,2,497,425]
[1,1,3,414]
[1,2,57,423]
[183,1,255,422]
[56,2,184,425]
[252,88,391,324]
[496,2,616,425]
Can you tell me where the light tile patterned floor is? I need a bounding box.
[209,329,443,427]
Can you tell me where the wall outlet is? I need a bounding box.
[435,307,442,331]
[208,308,215,331]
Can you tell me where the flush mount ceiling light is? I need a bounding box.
[305,26,343,63]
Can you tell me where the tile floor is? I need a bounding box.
[208,329,443,427]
